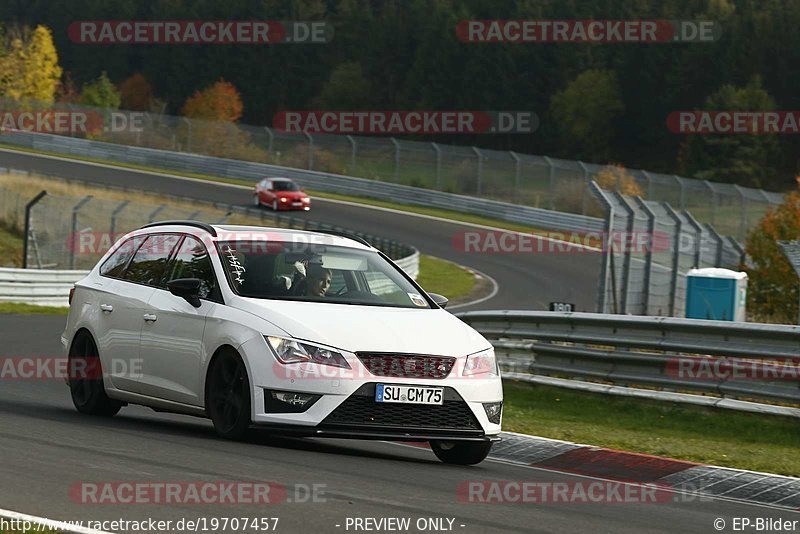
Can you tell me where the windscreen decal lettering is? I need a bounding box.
[224,246,246,284]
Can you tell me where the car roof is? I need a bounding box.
[134,222,373,250]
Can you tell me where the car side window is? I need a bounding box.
[167,236,216,299]
[99,236,143,279]
[123,234,181,287]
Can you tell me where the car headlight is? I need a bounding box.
[265,336,351,369]
[463,348,498,376]
[280,197,288,202]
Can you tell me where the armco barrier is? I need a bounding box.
[458,310,800,409]
[1,131,606,234]
[0,267,87,307]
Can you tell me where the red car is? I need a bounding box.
[253,178,311,211]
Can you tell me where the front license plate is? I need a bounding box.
[375,384,444,405]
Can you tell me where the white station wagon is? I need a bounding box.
[62,221,502,464]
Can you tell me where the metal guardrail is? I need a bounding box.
[1,131,606,234]
[458,311,800,408]
[0,267,87,306]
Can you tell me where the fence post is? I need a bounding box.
[703,180,717,225]
[473,147,483,195]
[109,200,130,238]
[589,181,613,313]
[347,135,357,170]
[182,117,192,152]
[22,190,47,269]
[391,137,401,182]
[613,192,635,314]
[69,195,93,270]
[641,171,654,199]
[264,127,274,153]
[662,202,683,317]
[432,142,442,189]
[634,197,656,315]
[669,175,684,209]
[304,132,314,169]
[543,156,556,210]
[578,161,590,215]
[148,204,166,223]
[682,209,704,268]
[733,185,748,241]
[509,151,521,195]
[704,223,725,266]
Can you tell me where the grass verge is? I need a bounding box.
[0,223,23,268]
[0,302,68,314]
[416,255,476,300]
[502,380,800,476]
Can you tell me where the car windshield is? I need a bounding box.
[272,181,299,191]
[215,240,431,309]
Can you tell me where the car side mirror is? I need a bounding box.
[167,278,202,308]
[428,293,449,309]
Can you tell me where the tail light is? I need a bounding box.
[69,286,75,305]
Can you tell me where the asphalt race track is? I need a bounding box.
[0,315,795,533]
[0,147,600,312]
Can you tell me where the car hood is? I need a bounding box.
[235,298,490,356]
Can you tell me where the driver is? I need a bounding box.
[304,264,332,297]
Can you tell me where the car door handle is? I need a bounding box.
[100,304,113,312]
[143,313,158,322]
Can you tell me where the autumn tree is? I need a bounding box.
[181,79,243,122]
[745,182,800,323]
[0,25,62,104]
[79,71,121,108]
[119,73,153,111]
[180,79,247,156]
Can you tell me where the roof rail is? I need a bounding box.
[313,229,373,247]
[139,220,217,237]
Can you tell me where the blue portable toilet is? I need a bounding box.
[685,268,747,321]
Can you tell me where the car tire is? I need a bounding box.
[430,440,493,465]
[68,332,122,417]
[272,200,278,211]
[253,194,261,207]
[206,349,252,441]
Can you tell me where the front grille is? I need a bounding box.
[356,353,456,379]
[320,384,480,431]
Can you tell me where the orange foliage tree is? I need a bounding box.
[119,73,153,111]
[181,79,243,121]
[178,79,247,156]
[744,180,800,323]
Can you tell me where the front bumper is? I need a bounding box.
[241,337,503,438]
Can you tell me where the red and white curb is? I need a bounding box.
[405,431,800,510]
